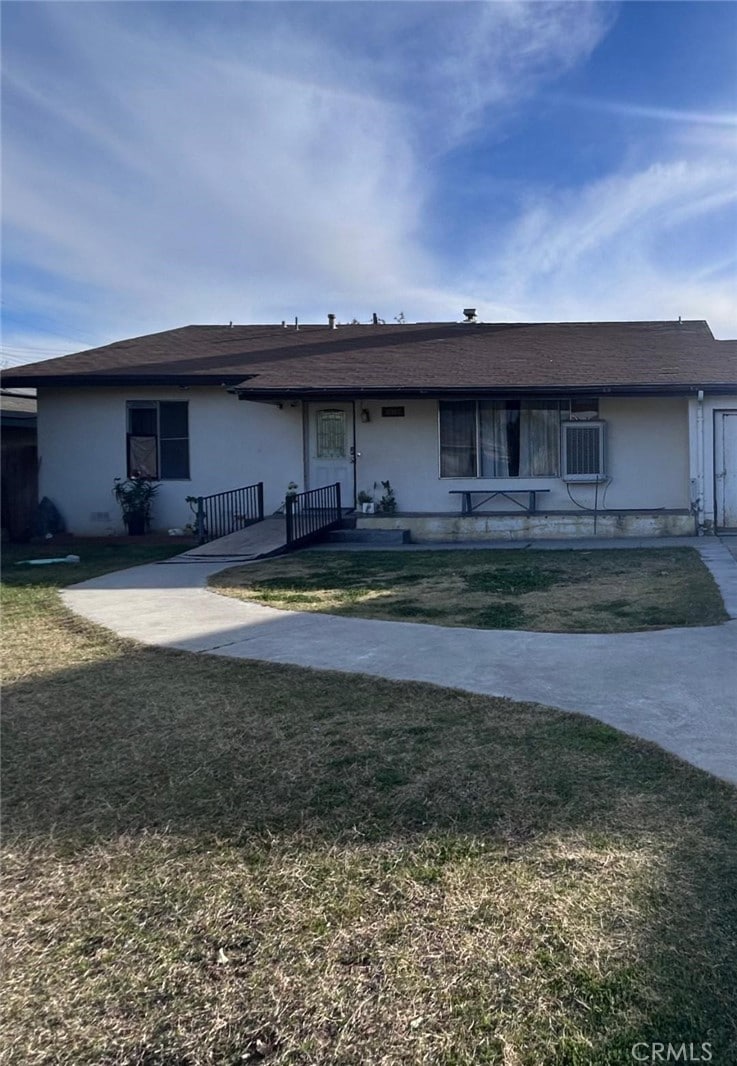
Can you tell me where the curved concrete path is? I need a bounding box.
[61,542,737,785]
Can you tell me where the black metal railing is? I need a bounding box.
[285,482,342,548]
[194,482,264,543]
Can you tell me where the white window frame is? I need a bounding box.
[561,420,607,482]
[126,400,190,480]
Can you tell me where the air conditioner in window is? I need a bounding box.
[561,421,607,482]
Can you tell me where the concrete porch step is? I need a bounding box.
[327,528,411,545]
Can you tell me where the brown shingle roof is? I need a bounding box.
[3,320,736,394]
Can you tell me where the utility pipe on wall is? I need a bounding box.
[696,388,705,534]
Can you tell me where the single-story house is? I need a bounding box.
[3,314,736,541]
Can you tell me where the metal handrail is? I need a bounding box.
[285,483,342,548]
[194,482,264,543]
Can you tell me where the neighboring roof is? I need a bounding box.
[3,320,736,396]
[0,388,37,428]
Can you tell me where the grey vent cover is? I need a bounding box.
[561,422,606,481]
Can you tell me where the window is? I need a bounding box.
[439,401,476,477]
[439,400,564,478]
[126,401,189,479]
[316,409,346,458]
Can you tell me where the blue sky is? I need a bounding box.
[2,0,736,367]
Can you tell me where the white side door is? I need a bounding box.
[308,403,354,505]
[715,410,737,529]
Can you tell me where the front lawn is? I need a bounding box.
[2,543,736,1064]
[1,538,188,583]
[211,547,727,632]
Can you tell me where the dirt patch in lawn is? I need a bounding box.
[211,548,727,632]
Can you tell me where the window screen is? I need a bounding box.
[439,401,476,477]
[159,402,190,479]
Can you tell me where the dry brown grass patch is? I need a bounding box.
[0,829,705,1065]
[211,547,727,632]
[2,542,736,1064]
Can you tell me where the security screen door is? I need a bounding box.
[308,404,354,504]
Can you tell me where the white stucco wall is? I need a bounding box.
[36,387,697,536]
[352,396,691,514]
[36,387,303,534]
[597,397,689,509]
[688,394,737,530]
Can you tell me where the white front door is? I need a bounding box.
[308,403,355,506]
[715,410,737,529]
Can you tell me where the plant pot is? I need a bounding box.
[361,502,375,514]
[126,513,146,536]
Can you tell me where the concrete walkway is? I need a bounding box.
[61,540,737,785]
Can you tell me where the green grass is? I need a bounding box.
[211,547,728,632]
[2,542,737,1064]
[1,539,186,586]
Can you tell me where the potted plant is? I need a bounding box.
[357,489,374,514]
[285,481,299,511]
[113,476,158,535]
[377,480,397,514]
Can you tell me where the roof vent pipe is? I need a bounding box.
[463,308,478,322]
[372,312,379,325]
[328,313,336,329]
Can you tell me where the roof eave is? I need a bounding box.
[1,373,250,388]
[234,383,737,401]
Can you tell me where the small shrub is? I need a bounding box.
[112,477,158,534]
[377,480,397,514]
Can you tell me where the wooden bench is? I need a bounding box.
[449,488,551,515]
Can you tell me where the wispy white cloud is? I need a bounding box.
[500,161,735,278]
[557,94,737,128]
[2,0,735,363]
[1,1,613,357]
[464,157,737,336]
